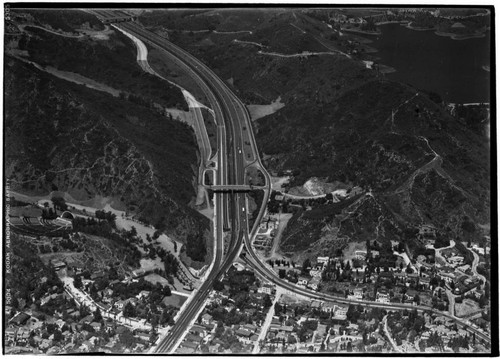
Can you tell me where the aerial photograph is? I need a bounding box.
[3,3,495,355]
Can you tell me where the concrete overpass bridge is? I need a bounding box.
[102,16,136,24]
[210,185,253,192]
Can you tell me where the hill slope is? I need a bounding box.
[5,57,210,263]
[137,9,491,259]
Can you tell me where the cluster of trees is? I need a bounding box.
[110,279,171,302]
[184,230,207,263]
[454,104,490,136]
[22,9,105,32]
[224,267,260,296]
[9,234,63,309]
[278,269,299,283]
[95,210,117,227]
[387,310,426,346]
[163,251,180,277]
[72,218,142,267]
[25,27,186,109]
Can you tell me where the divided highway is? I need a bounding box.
[90,11,491,352]
[89,11,260,352]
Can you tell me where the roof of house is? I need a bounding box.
[190,325,205,334]
[177,347,195,354]
[235,328,252,337]
[10,312,30,324]
[181,340,199,349]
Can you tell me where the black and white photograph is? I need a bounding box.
[3,2,496,355]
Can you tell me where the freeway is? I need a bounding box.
[89,11,261,352]
[90,11,490,352]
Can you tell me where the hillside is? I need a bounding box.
[138,9,490,259]
[268,79,490,259]
[4,57,210,263]
[18,23,186,109]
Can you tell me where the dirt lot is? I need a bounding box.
[455,298,481,317]
[162,293,187,309]
[343,241,367,261]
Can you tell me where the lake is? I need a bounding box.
[368,23,491,104]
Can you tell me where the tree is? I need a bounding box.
[278,269,286,279]
[302,258,311,274]
[93,308,102,322]
[405,263,414,274]
[151,314,159,329]
[73,275,83,289]
[123,302,136,318]
[263,294,272,308]
[51,196,68,212]
[274,302,282,316]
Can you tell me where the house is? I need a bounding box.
[54,318,65,329]
[52,260,66,270]
[177,347,196,354]
[323,302,336,313]
[419,276,431,288]
[448,256,465,266]
[181,340,199,350]
[201,313,213,326]
[63,343,75,352]
[310,299,322,309]
[309,267,323,278]
[79,340,92,352]
[136,291,151,300]
[354,250,367,260]
[439,269,456,283]
[250,334,259,342]
[333,306,348,320]
[405,289,418,302]
[79,314,94,324]
[317,257,330,265]
[243,324,257,332]
[376,289,390,303]
[348,286,363,300]
[235,328,253,344]
[90,271,105,280]
[41,294,59,307]
[257,284,274,295]
[136,330,150,342]
[297,277,308,287]
[10,312,30,326]
[5,327,17,342]
[190,325,206,337]
[208,343,220,353]
[40,339,53,350]
[308,277,321,291]
[419,224,436,238]
[394,272,406,280]
[457,264,471,273]
[131,269,147,279]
